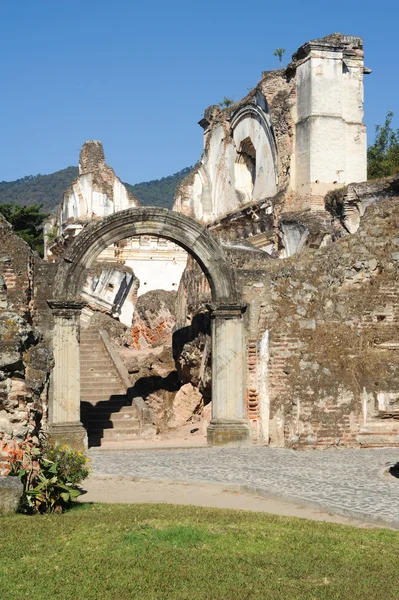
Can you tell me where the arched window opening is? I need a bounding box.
[235,137,256,205]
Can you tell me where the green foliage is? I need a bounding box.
[368,111,399,179]
[218,96,234,108]
[45,223,59,246]
[0,166,78,211]
[273,48,286,65]
[0,203,49,255]
[7,439,89,514]
[125,166,193,209]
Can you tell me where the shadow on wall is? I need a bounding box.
[172,311,211,361]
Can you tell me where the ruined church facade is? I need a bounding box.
[2,32,399,456]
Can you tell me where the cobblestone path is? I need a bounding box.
[88,447,399,528]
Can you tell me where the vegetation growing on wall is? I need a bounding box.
[368,111,399,179]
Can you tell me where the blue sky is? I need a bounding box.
[1,0,398,184]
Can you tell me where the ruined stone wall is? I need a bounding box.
[262,194,399,448]
[174,181,399,448]
[44,141,139,260]
[173,33,367,227]
[0,216,52,472]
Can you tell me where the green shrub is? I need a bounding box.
[6,438,89,514]
[368,111,399,179]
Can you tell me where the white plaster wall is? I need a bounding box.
[54,167,136,240]
[342,60,364,124]
[113,179,133,211]
[295,48,367,202]
[309,115,346,183]
[125,256,187,297]
[308,54,343,117]
[182,104,278,224]
[346,123,367,183]
[233,116,277,201]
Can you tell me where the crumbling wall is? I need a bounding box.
[0,215,52,471]
[261,194,399,447]
[44,141,139,260]
[172,179,399,448]
[173,33,367,227]
[131,289,178,350]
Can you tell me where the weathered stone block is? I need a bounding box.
[207,419,252,447]
[0,476,23,514]
[48,422,87,452]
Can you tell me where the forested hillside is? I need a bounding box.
[0,165,193,211]
[0,167,78,211]
[126,166,193,209]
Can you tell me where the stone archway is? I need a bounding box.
[48,207,251,450]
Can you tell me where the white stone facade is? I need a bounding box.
[173,33,368,223]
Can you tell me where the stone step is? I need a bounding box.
[81,370,120,377]
[81,395,129,405]
[87,411,140,423]
[81,381,125,390]
[81,330,101,336]
[81,377,121,385]
[88,426,156,447]
[90,427,152,440]
[81,393,126,402]
[80,371,122,387]
[81,386,126,393]
[80,352,110,359]
[85,408,139,419]
[87,419,141,430]
[81,373,120,380]
[80,359,113,366]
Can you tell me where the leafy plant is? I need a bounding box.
[0,203,49,256]
[218,96,235,109]
[367,111,399,179]
[273,48,286,65]
[5,437,89,514]
[45,223,59,247]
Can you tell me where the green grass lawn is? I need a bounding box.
[1,503,398,600]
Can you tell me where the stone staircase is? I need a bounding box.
[80,328,155,447]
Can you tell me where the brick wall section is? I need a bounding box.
[262,195,399,448]
[246,339,261,442]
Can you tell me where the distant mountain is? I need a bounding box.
[0,165,193,212]
[0,167,79,211]
[126,166,193,209]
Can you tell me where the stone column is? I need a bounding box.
[47,300,87,451]
[207,304,252,447]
